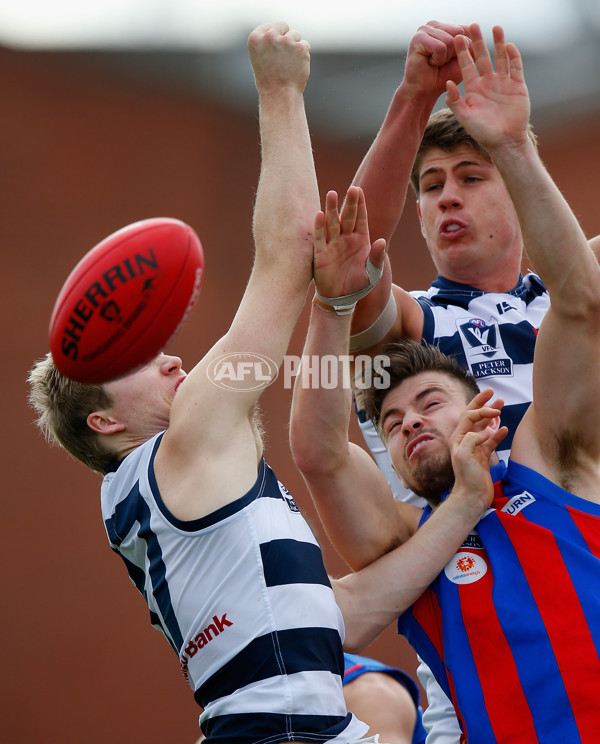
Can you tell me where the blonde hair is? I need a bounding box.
[28,353,116,474]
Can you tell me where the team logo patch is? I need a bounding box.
[456,315,513,380]
[278,481,300,512]
[444,551,488,585]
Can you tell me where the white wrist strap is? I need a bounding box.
[349,290,397,351]
[314,257,383,316]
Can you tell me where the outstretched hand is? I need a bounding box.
[449,388,508,511]
[313,186,387,300]
[446,24,530,152]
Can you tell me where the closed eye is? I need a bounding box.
[385,418,403,436]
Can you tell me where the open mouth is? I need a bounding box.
[406,433,434,460]
[440,219,467,239]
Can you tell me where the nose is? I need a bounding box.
[402,411,423,437]
[437,178,463,211]
[159,354,182,375]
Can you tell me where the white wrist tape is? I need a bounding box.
[314,257,383,316]
[349,290,397,352]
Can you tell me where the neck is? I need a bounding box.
[441,267,522,293]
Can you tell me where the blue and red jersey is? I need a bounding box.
[398,460,600,743]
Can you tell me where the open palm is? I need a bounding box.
[313,187,386,299]
[446,24,530,151]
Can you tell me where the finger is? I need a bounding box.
[459,408,504,440]
[369,238,388,270]
[466,23,492,74]
[299,39,311,55]
[270,21,290,36]
[468,388,496,409]
[413,27,455,66]
[353,187,369,234]
[313,210,326,255]
[425,20,467,36]
[445,79,463,110]
[423,23,470,66]
[477,425,509,461]
[507,42,525,83]
[325,190,341,240]
[340,187,359,235]
[454,34,480,86]
[492,25,509,76]
[453,390,502,437]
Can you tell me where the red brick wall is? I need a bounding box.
[2,46,597,742]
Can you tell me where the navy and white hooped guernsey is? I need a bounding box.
[357,272,549,504]
[101,432,367,744]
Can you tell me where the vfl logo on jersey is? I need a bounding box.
[444,550,488,585]
[501,490,536,516]
[456,315,513,380]
[278,481,300,513]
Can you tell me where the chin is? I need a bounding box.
[403,457,455,506]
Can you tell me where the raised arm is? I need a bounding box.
[349,22,466,342]
[157,23,320,515]
[290,187,420,569]
[334,387,506,651]
[446,25,600,484]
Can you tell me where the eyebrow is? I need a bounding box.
[419,159,491,183]
[381,385,447,429]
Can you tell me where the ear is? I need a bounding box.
[416,200,426,239]
[87,410,126,436]
[488,411,501,433]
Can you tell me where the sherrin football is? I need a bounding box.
[49,217,204,384]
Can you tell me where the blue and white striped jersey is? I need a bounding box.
[357,272,549,504]
[101,432,367,744]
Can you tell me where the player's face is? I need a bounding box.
[104,353,186,433]
[380,372,468,504]
[416,145,523,288]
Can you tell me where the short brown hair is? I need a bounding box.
[362,339,480,432]
[28,353,116,474]
[409,108,538,195]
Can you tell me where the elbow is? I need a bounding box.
[289,419,315,477]
[342,631,368,655]
[334,576,381,654]
[289,422,341,482]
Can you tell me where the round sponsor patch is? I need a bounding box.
[444,551,488,585]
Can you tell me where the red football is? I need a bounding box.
[49,217,204,384]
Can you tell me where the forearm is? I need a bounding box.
[290,303,354,479]
[335,486,487,652]
[352,85,437,244]
[254,85,319,290]
[491,139,596,308]
[350,87,434,334]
